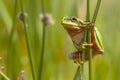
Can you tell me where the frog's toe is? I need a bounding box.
[82,42,93,47]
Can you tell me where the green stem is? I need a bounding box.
[74,0,90,79]
[8,0,17,46]
[87,29,92,80]
[80,48,85,79]
[86,0,90,22]
[38,24,46,80]
[0,71,10,80]
[73,66,80,80]
[74,0,101,79]
[86,0,92,80]
[38,0,46,80]
[80,30,88,80]
[7,0,17,78]
[92,0,101,23]
[19,0,35,80]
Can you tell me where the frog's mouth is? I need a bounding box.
[61,17,83,32]
[61,23,82,32]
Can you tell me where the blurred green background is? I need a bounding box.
[0,0,120,80]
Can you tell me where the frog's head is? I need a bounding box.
[61,17,94,46]
[61,17,84,31]
[61,17,86,46]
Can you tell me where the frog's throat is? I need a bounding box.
[67,30,85,46]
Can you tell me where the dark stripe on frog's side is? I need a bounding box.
[92,28,104,54]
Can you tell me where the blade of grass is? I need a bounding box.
[19,0,36,80]
[92,0,101,23]
[80,28,88,80]
[38,0,46,80]
[8,0,18,46]
[86,0,92,80]
[0,0,12,32]
[6,0,18,79]
[86,0,101,80]
[73,66,80,80]
[0,71,10,80]
[86,0,90,22]
[74,0,101,79]
[87,28,92,80]
[38,20,46,80]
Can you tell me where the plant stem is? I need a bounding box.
[87,29,92,80]
[86,0,90,22]
[73,66,80,80]
[19,0,35,80]
[92,0,101,23]
[0,71,10,80]
[7,0,17,78]
[74,0,101,79]
[86,0,92,80]
[38,24,46,80]
[8,0,17,46]
[80,31,87,80]
[38,0,46,80]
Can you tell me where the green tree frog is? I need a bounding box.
[61,17,104,63]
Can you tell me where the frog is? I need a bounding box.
[61,16,104,64]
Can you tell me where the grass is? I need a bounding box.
[0,0,120,80]
[38,0,46,80]
[19,0,36,80]
[0,71,10,80]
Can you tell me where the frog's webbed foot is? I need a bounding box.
[81,42,93,49]
[74,42,93,50]
[79,22,94,29]
[73,58,84,65]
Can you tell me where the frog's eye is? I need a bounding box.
[71,17,77,22]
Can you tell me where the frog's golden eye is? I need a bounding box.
[71,17,77,22]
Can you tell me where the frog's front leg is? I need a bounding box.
[79,22,94,30]
[80,42,93,50]
[82,42,93,47]
[74,42,93,50]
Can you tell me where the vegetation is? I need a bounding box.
[0,0,120,80]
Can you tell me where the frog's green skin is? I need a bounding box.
[61,17,104,62]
